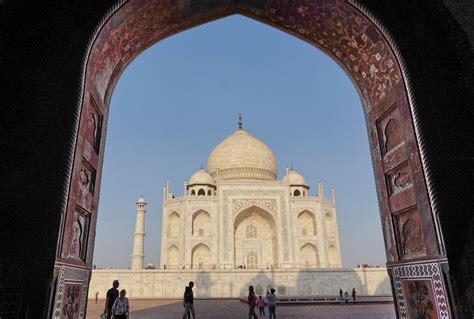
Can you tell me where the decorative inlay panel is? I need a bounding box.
[88,0,402,111]
[386,162,413,195]
[215,167,276,181]
[403,279,437,319]
[391,262,450,319]
[232,199,277,217]
[87,96,103,154]
[62,284,81,319]
[77,159,96,210]
[68,208,90,261]
[53,266,90,319]
[376,104,405,156]
[394,209,426,259]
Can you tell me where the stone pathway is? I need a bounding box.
[87,299,396,318]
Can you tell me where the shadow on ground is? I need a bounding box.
[87,299,396,319]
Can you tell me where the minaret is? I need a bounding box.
[317,182,324,199]
[131,196,147,270]
[330,187,336,204]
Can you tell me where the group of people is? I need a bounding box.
[103,279,357,319]
[248,286,277,319]
[339,288,357,304]
[104,280,130,319]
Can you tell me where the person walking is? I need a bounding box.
[104,280,120,319]
[182,281,196,319]
[339,288,343,304]
[267,288,277,319]
[256,295,266,316]
[352,288,357,303]
[248,285,258,319]
[111,289,129,319]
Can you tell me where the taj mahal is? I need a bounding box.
[157,120,342,271]
[89,119,391,299]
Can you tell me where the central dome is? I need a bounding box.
[207,129,277,181]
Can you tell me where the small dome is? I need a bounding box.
[207,129,277,181]
[282,170,307,186]
[137,196,146,204]
[189,169,214,186]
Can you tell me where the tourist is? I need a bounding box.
[267,288,277,319]
[352,288,357,303]
[111,289,129,319]
[344,291,350,304]
[248,285,258,319]
[256,295,266,316]
[104,280,119,319]
[183,281,196,319]
[339,288,343,304]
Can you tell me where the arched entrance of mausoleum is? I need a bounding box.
[234,206,278,269]
[47,1,457,318]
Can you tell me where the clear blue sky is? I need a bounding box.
[93,15,386,269]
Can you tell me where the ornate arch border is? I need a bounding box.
[53,1,452,318]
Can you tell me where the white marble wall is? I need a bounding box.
[88,268,392,299]
[160,182,343,271]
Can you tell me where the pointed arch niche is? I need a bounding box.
[192,210,211,236]
[191,243,211,270]
[234,206,277,269]
[167,245,180,269]
[300,243,320,268]
[168,212,180,238]
[298,210,317,236]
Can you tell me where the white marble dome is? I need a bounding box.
[189,169,214,185]
[282,170,307,186]
[207,129,277,181]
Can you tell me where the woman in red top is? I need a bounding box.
[247,286,258,319]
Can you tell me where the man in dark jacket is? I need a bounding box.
[182,281,195,319]
[104,280,119,319]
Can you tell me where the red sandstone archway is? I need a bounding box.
[51,1,452,318]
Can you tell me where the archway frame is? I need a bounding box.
[50,1,452,318]
[300,242,320,268]
[233,205,279,270]
[192,209,211,236]
[190,242,212,270]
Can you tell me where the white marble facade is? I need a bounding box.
[160,127,342,271]
[88,268,392,299]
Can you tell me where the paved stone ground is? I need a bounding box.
[87,299,396,318]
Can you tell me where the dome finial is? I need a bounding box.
[238,113,243,130]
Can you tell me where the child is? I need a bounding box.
[256,295,266,316]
